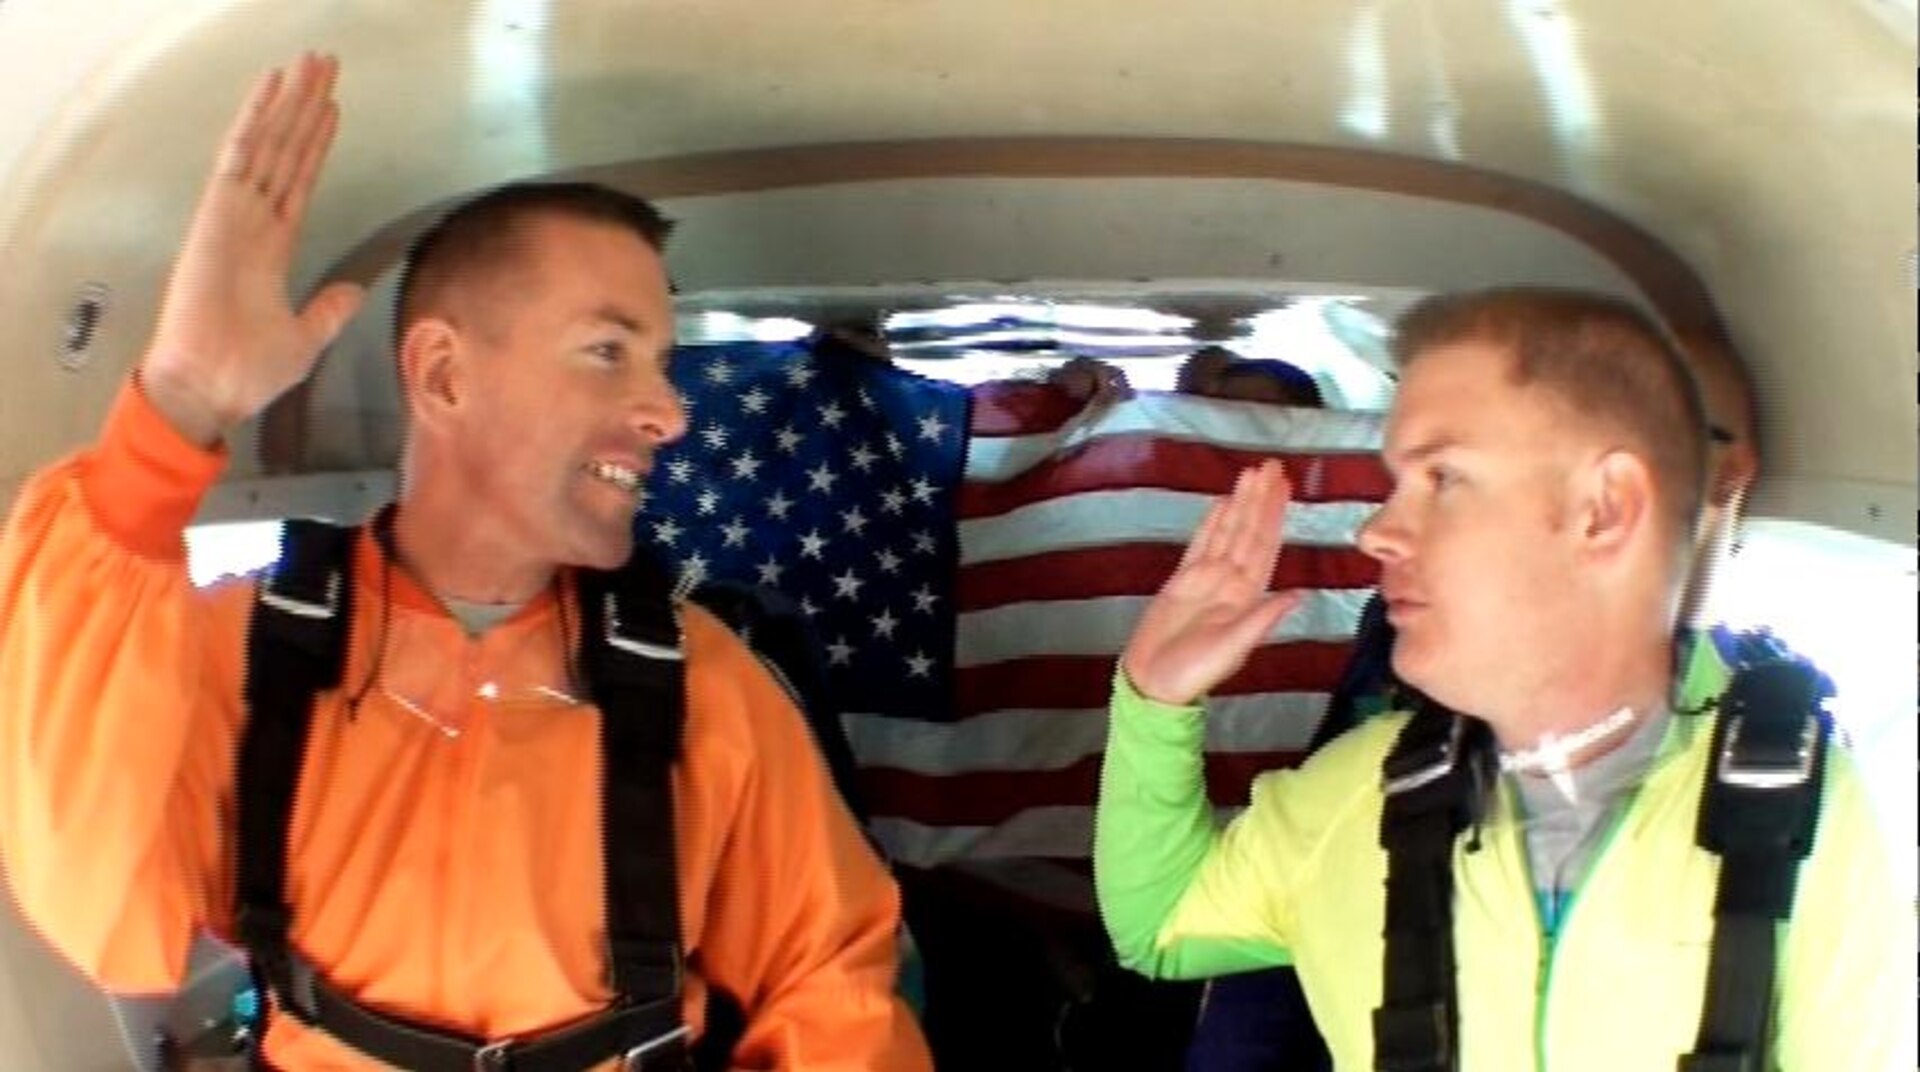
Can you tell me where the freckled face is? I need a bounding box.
[1357,342,1590,715]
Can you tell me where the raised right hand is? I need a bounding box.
[1119,460,1304,706]
[139,53,366,446]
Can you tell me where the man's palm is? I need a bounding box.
[142,53,364,442]
[1121,461,1303,706]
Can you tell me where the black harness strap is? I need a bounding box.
[238,523,693,1071]
[1679,657,1830,1072]
[237,519,355,1049]
[576,559,687,1013]
[266,948,687,1072]
[1372,705,1491,1072]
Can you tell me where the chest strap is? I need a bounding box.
[237,521,692,1071]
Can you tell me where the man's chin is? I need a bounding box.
[564,527,637,573]
[1389,642,1461,713]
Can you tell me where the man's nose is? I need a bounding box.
[1356,501,1405,563]
[630,379,688,446]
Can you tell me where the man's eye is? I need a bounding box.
[1429,466,1457,490]
[588,341,626,363]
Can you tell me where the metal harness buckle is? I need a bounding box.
[622,1025,692,1070]
[282,954,323,1023]
[604,592,685,662]
[1383,715,1464,796]
[1717,715,1819,790]
[260,569,343,621]
[473,1037,516,1071]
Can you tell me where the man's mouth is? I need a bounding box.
[1383,596,1425,622]
[586,460,646,495]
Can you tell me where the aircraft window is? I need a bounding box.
[680,292,1399,403]
[687,311,815,344]
[185,519,285,587]
[1705,518,1918,895]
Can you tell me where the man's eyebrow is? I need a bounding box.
[582,305,645,334]
[1384,435,1463,468]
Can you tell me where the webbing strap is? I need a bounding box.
[272,946,688,1071]
[577,557,686,1007]
[236,520,355,1007]
[1372,706,1487,1072]
[1681,657,1830,1072]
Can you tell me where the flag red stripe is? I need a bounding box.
[952,644,1353,716]
[861,750,1306,827]
[957,543,1379,613]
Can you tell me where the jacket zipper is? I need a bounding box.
[1527,788,1641,1071]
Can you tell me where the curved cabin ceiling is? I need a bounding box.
[0,0,1912,543]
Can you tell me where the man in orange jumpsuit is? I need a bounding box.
[0,52,932,1071]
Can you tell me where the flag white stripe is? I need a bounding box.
[842,693,1329,776]
[965,394,1386,482]
[954,589,1369,668]
[873,805,1244,869]
[958,490,1377,564]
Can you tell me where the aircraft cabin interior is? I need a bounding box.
[0,1,1912,1068]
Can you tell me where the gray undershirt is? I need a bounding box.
[1506,706,1671,934]
[443,597,523,638]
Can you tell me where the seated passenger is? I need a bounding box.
[1098,288,1911,1071]
[1185,321,1775,1072]
[0,54,930,1071]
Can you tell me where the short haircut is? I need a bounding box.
[395,182,675,337]
[1393,287,1709,540]
[1178,346,1324,407]
[1673,324,1760,443]
[1223,358,1323,407]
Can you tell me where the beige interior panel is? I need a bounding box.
[0,0,1911,537]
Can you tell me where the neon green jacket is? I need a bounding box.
[1094,636,1914,1071]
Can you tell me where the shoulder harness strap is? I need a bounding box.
[1372,703,1493,1072]
[1679,642,1832,1072]
[237,526,692,1071]
[575,556,689,1015]
[236,519,356,1047]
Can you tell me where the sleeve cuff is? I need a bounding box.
[1110,665,1207,748]
[1112,664,1205,716]
[77,375,229,560]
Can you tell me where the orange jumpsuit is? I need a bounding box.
[0,379,933,1071]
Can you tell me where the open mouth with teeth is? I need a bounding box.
[586,460,645,495]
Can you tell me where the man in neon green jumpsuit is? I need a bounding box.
[1096,289,1913,1070]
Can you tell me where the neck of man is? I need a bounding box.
[391,476,557,606]
[1484,630,1676,771]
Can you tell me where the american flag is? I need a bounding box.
[640,336,1390,874]
[638,334,968,728]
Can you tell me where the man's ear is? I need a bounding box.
[398,317,465,427]
[1578,449,1656,559]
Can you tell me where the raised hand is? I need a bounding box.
[1120,459,1304,706]
[139,53,366,446]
